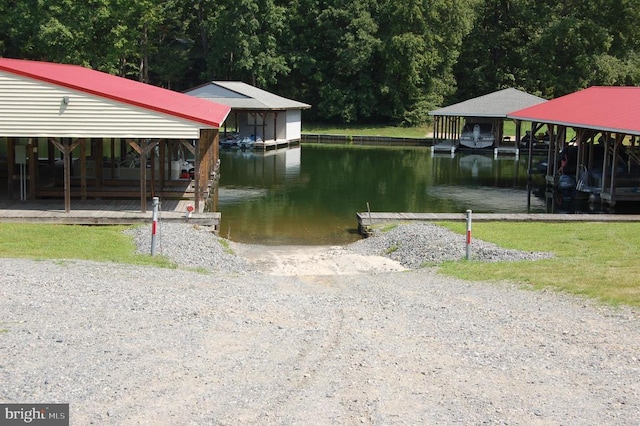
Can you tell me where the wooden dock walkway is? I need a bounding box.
[356,212,640,234]
[0,199,220,229]
[493,146,519,157]
[254,139,300,151]
[431,139,459,154]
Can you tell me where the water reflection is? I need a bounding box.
[216,146,546,245]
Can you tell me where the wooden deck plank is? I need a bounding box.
[431,140,459,154]
[0,199,220,229]
[356,211,640,234]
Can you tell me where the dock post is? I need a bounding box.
[151,197,159,256]
[465,209,472,261]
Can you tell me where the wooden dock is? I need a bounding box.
[493,146,519,158]
[356,212,640,234]
[0,199,221,229]
[254,139,300,151]
[431,139,459,154]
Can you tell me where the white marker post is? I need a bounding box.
[185,204,194,221]
[466,209,472,261]
[151,197,159,256]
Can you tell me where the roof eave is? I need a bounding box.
[1,62,230,128]
[507,115,640,137]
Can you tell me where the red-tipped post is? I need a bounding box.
[466,209,472,261]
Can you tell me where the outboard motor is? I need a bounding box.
[473,124,480,145]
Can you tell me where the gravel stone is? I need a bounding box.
[126,221,553,273]
[1,222,638,425]
[350,222,553,268]
[124,222,250,274]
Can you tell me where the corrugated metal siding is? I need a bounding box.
[0,72,207,139]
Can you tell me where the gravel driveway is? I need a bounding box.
[1,224,639,425]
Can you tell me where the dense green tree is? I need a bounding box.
[273,0,382,123]
[1,0,639,124]
[313,0,380,122]
[271,0,321,110]
[378,0,477,124]
[453,0,536,101]
[455,0,640,101]
[204,0,289,87]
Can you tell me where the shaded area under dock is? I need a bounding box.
[0,199,220,228]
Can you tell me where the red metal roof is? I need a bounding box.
[508,86,640,136]
[0,58,230,128]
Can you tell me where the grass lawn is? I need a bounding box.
[0,223,175,268]
[437,221,640,307]
[302,123,431,139]
[301,122,576,141]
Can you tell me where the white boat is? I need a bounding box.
[459,122,495,149]
[220,133,241,149]
[238,136,255,150]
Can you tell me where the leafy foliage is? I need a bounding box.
[1,0,638,124]
[454,0,640,103]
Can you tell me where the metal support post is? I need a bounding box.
[151,197,159,256]
[465,209,472,261]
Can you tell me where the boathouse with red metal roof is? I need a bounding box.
[508,86,640,211]
[0,58,230,212]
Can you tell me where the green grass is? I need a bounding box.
[385,244,400,255]
[380,224,400,233]
[1,221,639,307]
[301,122,578,142]
[435,221,640,307]
[218,238,235,255]
[0,223,176,268]
[302,123,431,139]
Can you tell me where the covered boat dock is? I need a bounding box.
[0,58,230,215]
[429,88,547,156]
[184,81,310,151]
[509,86,640,212]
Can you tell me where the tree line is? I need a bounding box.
[1,0,638,125]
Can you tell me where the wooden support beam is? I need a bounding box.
[27,139,37,200]
[179,140,196,157]
[7,138,14,199]
[49,138,80,212]
[159,139,166,185]
[110,138,117,179]
[47,139,55,169]
[128,139,158,212]
[527,121,536,213]
[196,129,218,212]
[273,111,279,141]
[80,139,87,200]
[609,134,625,205]
[95,138,104,187]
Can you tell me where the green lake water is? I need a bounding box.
[215,145,547,245]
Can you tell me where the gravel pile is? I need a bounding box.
[125,221,553,272]
[349,222,554,268]
[1,223,639,425]
[124,222,250,273]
